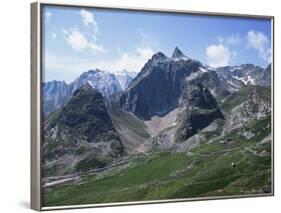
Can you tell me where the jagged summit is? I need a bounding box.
[172,47,188,59]
[73,82,96,97]
[150,47,189,63]
[84,68,103,75]
[151,51,167,61]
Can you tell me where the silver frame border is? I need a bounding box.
[31,2,42,211]
[31,1,275,211]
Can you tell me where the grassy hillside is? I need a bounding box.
[43,113,272,206]
[42,85,272,207]
[110,109,150,139]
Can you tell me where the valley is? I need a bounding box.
[43,114,271,206]
[41,47,272,207]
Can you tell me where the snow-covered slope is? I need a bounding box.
[70,69,122,97]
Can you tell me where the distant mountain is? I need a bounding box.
[256,64,271,86]
[42,80,71,115]
[216,63,271,92]
[42,46,272,198]
[114,70,137,90]
[70,69,122,97]
[42,83,122,176]
[43,69,136,116]
[120,47,229,120]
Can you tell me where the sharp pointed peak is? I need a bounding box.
[172,46,187,58]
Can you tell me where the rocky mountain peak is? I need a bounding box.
[81,69,100,77]
[240,64,255,70]
[73,82,96,97]
[151,51,167,61]
[172,47,187,59]
[42,79,123,175]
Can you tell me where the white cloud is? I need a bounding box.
[91,31,156,72]
[138,29,158,50]
[247,30,268,50]
[63,28,106,52]
[217,34,240,45]
[62,9,106,53]
[81,46,155,72]
[51,32,57,40]
[62,29,68,34]
[80,9,98,27]
[80,9,99,35]
[47,28,156,82]
[226,34,240,45]
[206,44,231,67]
[44,46,155,80]
[247,30,271,63]
[88,42,107,53]
[64,29,88,51]
[98,31,157,72]
[97,47,155,72]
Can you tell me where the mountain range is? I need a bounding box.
[42,47,272,203]
[43,69,137,115]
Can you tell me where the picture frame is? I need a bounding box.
[31,1,274,211]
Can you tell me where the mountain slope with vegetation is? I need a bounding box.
[42,47,272,207]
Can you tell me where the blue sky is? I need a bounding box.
[42,5,272,83]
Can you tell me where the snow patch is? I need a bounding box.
[233,76,248,85]
[185,72,200,81]
[199,67,208,72]
[246,76,255,85]
[232,75,255,85]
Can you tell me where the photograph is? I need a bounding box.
[39,3,273,208]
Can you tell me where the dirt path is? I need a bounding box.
[43,156,143,188]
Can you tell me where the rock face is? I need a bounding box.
[120,48,211,120]
[216,63,271,91]
[120,48,229,120]
[56,83,120,143]
[42,83,122,176]
[222,85,271,130]
[43,69,135,115]
[176,83,224,142]
[243,89,269,117]
[185,70,230,99]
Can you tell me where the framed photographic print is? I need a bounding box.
[31,1,274,211]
